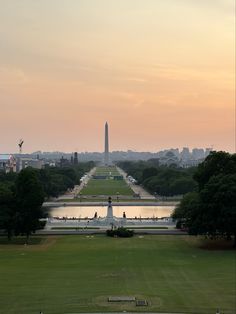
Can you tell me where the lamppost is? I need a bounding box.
[79,192,82,202]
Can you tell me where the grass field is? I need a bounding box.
[0,235,235,314]
[94,166,120,176]
[81,179,133,195]
[81,166,133,196]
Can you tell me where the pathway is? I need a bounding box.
[117,167,155,200]
[37,229,186,236]
[57,167,96,200]
[43,201,178,207]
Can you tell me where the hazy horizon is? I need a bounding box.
[0,0,235,153]
[0,144,225,155]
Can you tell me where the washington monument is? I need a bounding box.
[104,122,109,165]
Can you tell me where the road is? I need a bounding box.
[36,229,186,236]
[117,167,156,199]
[43,201,179,207]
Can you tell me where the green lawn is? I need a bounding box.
[81,166,133,196]
[82,179,133,195]
[95,166,120,176]
[0,235,235,314]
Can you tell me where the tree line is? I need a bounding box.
[38,161,95,198]
[0,162,95,241]
[117,159,197,196]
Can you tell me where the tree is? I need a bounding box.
[0,184,16,240]
[15,168,44,242]
[172,192,200,224]
[173,152,236,247]
[117,160,197,196]
[194,151,235,190]
[170,177,197,195]
[195,174,236,242]
[142,167,158,181]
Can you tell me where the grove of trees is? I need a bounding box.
[172,151,236,247]
[117,160,197,196]
[0,162,95,241]
[38,161,95,198]
[0,168,44,242]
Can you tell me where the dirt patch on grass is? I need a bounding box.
[199,238,235,250]
[0,236,42,245]
[93,294,162,310]
[183,235,236,250]
[32,236,59,251]
[0,236,59,251]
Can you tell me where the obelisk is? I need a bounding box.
[104,122,109,166]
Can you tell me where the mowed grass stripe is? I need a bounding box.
[0,235,235,314]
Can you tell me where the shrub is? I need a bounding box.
[106,227,134,238]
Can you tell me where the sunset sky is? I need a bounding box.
[0,0,235,153]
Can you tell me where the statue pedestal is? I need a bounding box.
[106,204,113,219]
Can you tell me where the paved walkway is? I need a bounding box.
[57,167,96,200]
[117,167,155,200]
[37,229,186,236]
[74,167,96,196]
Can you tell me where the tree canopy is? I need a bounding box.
[15,168,45,241]
[0,162,95,240]
[117,160,197,196]
[172,151,236,247]
[0,183,15,239]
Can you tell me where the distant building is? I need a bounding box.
[192,148,205,160]
[73,152,78,165]
[16,157,44,172]
[205,147,213,157]
[9,146,213,165]
[159,151,179,166]
[59,156,70,167]
[0,154,16,173]
[181,147,191,161]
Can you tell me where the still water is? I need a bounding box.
[48,205,175,219]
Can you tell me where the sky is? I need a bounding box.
[0,0,235,153]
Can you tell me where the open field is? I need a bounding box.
[81,166,133,196]
[94,166,120,176]
[0,235,235,314]
[81,179,133,195]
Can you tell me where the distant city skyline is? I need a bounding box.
[0,145,219,155]
[0,0,235,153]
